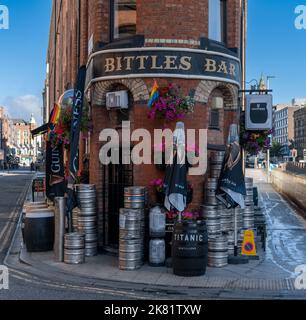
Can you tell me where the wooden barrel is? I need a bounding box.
[24,209,55,252]
[172,221,208,277]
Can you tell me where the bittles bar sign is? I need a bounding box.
[86,47,241,88]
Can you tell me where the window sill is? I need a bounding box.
[208,127,221,131]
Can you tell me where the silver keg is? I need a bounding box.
[218,205,233,232]
[64,233,85,264]
[149,239,165,267]
[124,187,146,209]
[245,177,254,205]
[227,231,243,256]
[234,207,244,230]
[119,208,144,240]
[243,204,255,229]
[72,207,80,232]
[208,236,228,268]
[201,205,221,237]
[210,151,225,165]
[205,178,218,206]
[210,164,222,179]
[149,206,166,238]
[119,239,143,270]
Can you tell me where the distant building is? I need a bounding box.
[294,107,306,159]
[0,109,42,167]
[292,98,306,107]
[273,103,301,156]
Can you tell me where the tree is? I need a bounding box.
[270,140,286,158]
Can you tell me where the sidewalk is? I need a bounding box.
[7,169,306,293]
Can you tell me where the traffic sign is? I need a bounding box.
[241,230,257,256]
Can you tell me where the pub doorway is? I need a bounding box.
[102,148,133,252]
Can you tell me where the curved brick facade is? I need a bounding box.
[47,0,243,248]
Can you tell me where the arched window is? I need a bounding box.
[111,0,136,40]
[208,0,227,43]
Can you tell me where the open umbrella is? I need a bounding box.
[163,122,187,219]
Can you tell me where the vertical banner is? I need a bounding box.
[69,66,87,179]
[66,66,87,230]
[46,141,65,200]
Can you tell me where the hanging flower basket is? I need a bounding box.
[48,103,90,149]
[240,113,274,155]
[148,83,195,122]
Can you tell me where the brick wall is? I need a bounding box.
[47,0,243,247]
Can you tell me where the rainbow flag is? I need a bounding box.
[148,80,160,108]
[49,103,61,125]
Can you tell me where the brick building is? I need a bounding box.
[45,0,246,249]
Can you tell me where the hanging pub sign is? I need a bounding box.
[245,94,273,130]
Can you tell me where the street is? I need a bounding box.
[0,170,306,300]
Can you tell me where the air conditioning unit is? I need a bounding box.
[106,90,129,110]
[211,97,224,109]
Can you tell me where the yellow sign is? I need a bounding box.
[241,230,257,256]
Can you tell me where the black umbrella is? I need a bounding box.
[163,122,187,216]
[216,124,246,209]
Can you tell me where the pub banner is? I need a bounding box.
[46,141,65,201]
[86,47,241,87]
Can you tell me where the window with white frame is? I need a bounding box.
[208,0,227,43]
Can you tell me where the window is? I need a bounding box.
[209,0,227,43]
[112,0,136,40]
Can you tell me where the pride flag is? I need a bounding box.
[148,80,160,108]
[50,103,61,125]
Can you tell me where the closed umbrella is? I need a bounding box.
[163,122,187,219]
[216,124,246,209]
[216,124,248,264]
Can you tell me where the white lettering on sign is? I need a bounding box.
[295,5,306,29]
[295,265,306,289]
[0,5,9,30]
[0,266,9,290]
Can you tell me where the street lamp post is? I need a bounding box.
[266,75,276,183]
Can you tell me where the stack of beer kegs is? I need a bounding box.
[243,178,255,231]
[149,206,166,267]
[76,184,98,257]
[119,187,147,270]
[210,151,225,179]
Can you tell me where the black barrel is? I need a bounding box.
[172,221,208,277]
[24,209,55,252]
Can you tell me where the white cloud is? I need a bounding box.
[1,95,42,124]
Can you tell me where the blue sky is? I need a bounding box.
[0,0,52,124]
[247,0,306,104]
[0,0,305,125]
